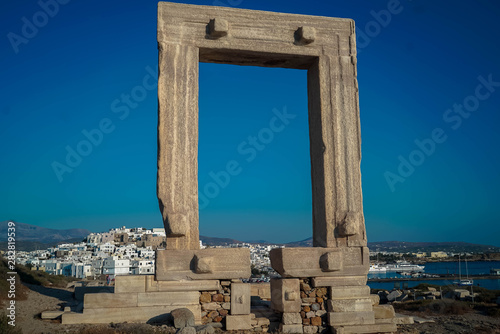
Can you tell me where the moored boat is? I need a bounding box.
[369,264,387,273]
[384,261,425,273]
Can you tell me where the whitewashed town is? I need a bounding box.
[13,226,283,280]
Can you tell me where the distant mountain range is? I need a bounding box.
[0,221,90,250]
[199,235,241,246]
[1,222,499,254]
[285,237,313,247]
[368,241,500,253]
[202,236,500,253]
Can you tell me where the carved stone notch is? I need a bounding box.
[208,18,229,38]
[295,26,316,44]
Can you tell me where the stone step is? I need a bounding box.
[327,311,375,326]
[40,310,64,320]
[146,276,220,292]
[332,322,397,334]
[375,314,414,325]
[226,314,252,330]
[83,291,200,309]
[373,305,395,319]
[394,313,414,325]
[62,305,201,325]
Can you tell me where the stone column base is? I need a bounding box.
[271,277,398,334]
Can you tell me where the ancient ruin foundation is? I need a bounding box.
[58,3,398,333]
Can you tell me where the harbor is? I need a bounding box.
[367,260,500,291]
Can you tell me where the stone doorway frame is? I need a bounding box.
[157,2,367,252]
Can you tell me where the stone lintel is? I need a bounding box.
[270,247,368,277]
[155,248,251,281]
[158,2,355,69]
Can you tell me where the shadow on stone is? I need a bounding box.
[147,313,173,326]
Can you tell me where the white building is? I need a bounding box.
[97,242,115,254]
[71,263,92,279]
[137,247,155,258]
[131,259,155,275]
[44,260,72,276]
[91,259,104,275]
[102,257,130,278]
[152,228,166,236]
[115,244,138,259]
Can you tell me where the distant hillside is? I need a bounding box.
[368,241,500,253]
[200,235,242,246]
[3,222,497,254]
[0,221,90,244]
[286,237,313,247]
[244,240,274,244]
[0,239,85,252]
[285,238,500,253]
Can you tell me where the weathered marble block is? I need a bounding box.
[270,278,301,313]
[270,247,369,278]
[156,248,250,280]
[226,314,252,330]
[231,282,251,315]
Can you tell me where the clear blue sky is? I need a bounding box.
[1,0,500,246]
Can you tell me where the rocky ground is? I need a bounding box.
[397,313,500,334]
[3,283,500,334]
[1,283,179,334]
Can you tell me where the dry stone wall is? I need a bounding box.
[199,281,231,324]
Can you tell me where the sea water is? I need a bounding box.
[367,261,500,291]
